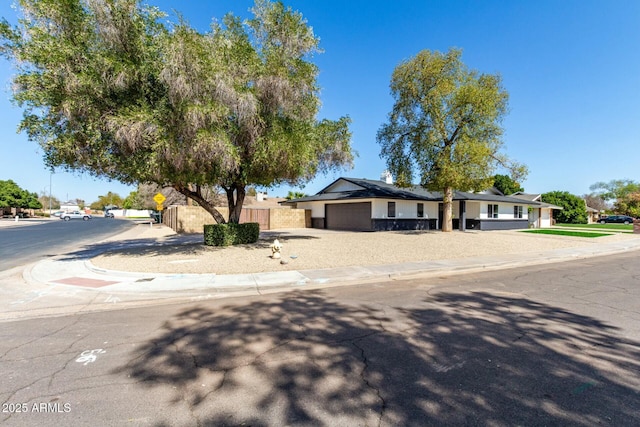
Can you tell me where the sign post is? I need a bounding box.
[153,193,166,224]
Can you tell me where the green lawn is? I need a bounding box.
[521,229,612,238]
[555,223,633,231]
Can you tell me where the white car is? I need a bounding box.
[60,211,92,221]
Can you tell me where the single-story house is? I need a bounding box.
[282,177,548,232]
[586,206,603,224]
[60,200,81,212]
[510,192,564,228]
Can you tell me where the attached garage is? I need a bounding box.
[325,202,372,231]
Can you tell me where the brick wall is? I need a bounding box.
[163,205,308,233]
[269,208,309,230]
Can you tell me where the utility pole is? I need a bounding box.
[49,172,52,213]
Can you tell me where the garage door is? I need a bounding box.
[325,202,372,231]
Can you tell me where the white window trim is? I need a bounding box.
[488,204,499,219]
[514,205,523,219]
[388,201,396,218]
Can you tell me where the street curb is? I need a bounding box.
[67,237,640,294]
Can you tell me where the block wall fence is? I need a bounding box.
[163,206,310,234]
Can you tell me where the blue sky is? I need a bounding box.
[1,0,639,204]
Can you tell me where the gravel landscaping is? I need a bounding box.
[90,225,639,275]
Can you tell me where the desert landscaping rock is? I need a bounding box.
[90,225,637,275]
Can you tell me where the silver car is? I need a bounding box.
[60,211,92,221]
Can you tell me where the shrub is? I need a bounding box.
[204,222,260,246]
[542,191,588,224]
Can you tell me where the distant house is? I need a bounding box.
[586,206,602,224]
[510,193,563,228]
[60,200,81,212]
[282,177,542,231]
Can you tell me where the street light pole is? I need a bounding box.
[49,172,52,214]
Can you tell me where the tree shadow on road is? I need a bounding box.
[115,290,640,426]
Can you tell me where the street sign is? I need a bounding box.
[156,203,163,211]
[153,193,166,204]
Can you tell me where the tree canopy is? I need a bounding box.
[613,193,640,218]
[89,191,124,211]
[0,0,353,224]
[542,191,587,224]
[38,193,60,210]
[589,179,640,217]
[376,49,526,231]
[286,190,307,200]
[492,174,524,195]
[0,179,42,210]
[589,179,640,201]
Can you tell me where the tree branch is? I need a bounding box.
[173,183,226,224]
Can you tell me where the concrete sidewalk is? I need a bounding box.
[25,234,640,293]
[3,224,640,321]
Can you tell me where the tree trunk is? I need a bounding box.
[225,184,246,224]
[442,186,453,232]
[173,184,226,224]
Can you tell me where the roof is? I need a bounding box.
[452,191,541,205]
[510,193,540,202]
[282,177,542,206]
[283,178,440,203]
[510,193,563,210]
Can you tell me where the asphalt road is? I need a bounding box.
[0,218,135,271]
[1,250,639,426]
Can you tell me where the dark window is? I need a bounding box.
[417,203,424,218]
[488,204,499,219]
[514,205,523,219]
[388,202,396,218]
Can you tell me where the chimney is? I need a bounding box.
[380,170,393,184]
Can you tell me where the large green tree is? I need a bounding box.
[0,0,353,224]
[542,191,587,224]
[613,192,640,218]
[377,49,526,232]
[0,179,42,211]
[89,191,124,211]
[492,174,524,195]
[122,190,144,210]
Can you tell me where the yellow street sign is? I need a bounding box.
[153,192,166,204]
[156,203,164,211]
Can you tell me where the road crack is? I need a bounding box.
[352,339,386,427]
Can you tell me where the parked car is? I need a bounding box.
[2,212,29,218]
[104,211,115,218]
[599,215,635,225]
[60,211,92,221]
[150,211,161,223]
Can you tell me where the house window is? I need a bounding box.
[514,205,523,219]
[488,204,499,219]
[388,202,396,218]
[417,203,424,218]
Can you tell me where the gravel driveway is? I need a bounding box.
[90,225,638,275]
